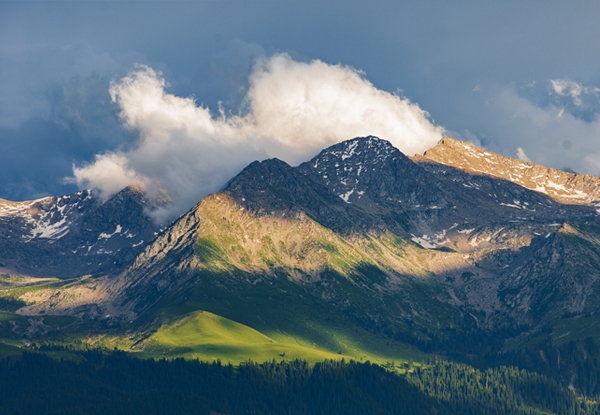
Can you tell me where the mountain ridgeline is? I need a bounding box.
[4,136,600,411]
[109,136,600,332]
[2,136,598,345]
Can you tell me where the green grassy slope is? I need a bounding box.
[137,310,350,364]
[132,263,429,364]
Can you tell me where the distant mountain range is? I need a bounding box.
[2,135,600,365]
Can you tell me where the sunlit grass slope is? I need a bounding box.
[134,301,427,365]
[138,310,353,364]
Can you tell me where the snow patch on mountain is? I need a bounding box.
[0,186,161,278]
[410,229,450,249]
[340,190,354,203]
[99,225,123,240]
[29,217,70,240]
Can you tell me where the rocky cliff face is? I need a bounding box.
[298,136,447,209]
[299,136,596,249]
[0,185,161,278]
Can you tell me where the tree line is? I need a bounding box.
[3,341,600,414]
[0,351,446,415]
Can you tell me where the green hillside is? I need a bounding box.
[137,310,372,364]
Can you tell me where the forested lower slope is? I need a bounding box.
[0,351,445,415]
[3,348,600,415]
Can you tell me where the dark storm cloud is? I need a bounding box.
[0,120,78,201]
[187,39,267,114]
[2,1,600,204]
[0,74,137,201]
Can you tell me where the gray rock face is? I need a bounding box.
[0,185,161,278]
[220,137,600,327]
[224,157,378,234]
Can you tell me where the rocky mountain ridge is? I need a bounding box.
[415,136,600,208]
[0,185,161,278]
[299,136,596,249]
[4,135,600,358]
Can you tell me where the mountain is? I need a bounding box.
[0,185,161,278]
[415,136,600,206]
[3,135,600,366]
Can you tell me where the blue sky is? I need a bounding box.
[2,1,600,217]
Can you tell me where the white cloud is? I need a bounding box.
[550,78,600,107]
[516,147,531,163]
[70,153,145,201]
[471,85,600,176]
[246,54,444,159]
[71,55,444,221]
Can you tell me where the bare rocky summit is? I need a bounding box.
[415,136,600,208]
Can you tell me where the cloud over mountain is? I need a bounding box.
[71,54,444,221]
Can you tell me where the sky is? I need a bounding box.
[2,1,600,221]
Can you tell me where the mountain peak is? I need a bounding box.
[415,136,600,207]
[0,186,160,278]
[224,158,295,196]
[310,136,397,169]
[298,136,448,213]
